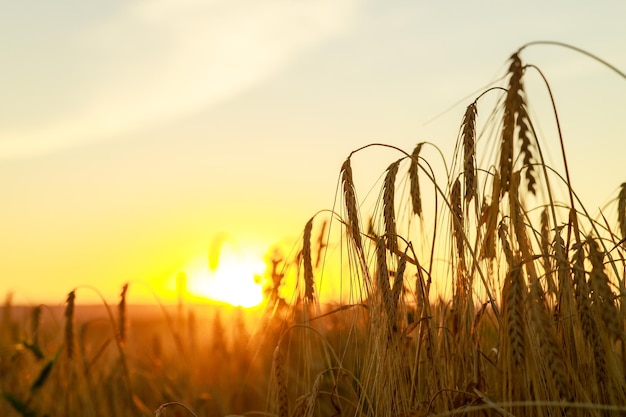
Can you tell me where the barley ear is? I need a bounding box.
[314,219,327,268]
[540,208,557,296]
[517,101,536,195]
[375,237,393,322]
[302,218,315,302]
[451,178,464,261]
[462,102,477,203]
[119,283,128,345]
[341,158,362,252]
[390,249,407,331]
[392,249,407,309]
[503,265,526,367]
[573,241,609,391]
[618,182,626,240]
[500,53,536,196]
[408,143,423,217]
[65,290,76,359]
[498,220,514,268]
[383,160,400,255]
[273,346,289,417]
[481,172,500,260]
[31,305,42,352]
[573,242,596,342]
[499,55,519,197]
[587,236,623,341]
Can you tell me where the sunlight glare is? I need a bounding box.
[186,246,266,308]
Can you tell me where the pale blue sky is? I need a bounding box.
[1,0,625,304]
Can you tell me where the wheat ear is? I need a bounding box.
[383,160,400,255]
[462,102,477,203]
[341,158,363,252]
[273,346,289,417]
[119,283,128,345]
[516,91,536,195]
[481,172,500,260]
[389,249,407,331]
[498,220,514,268]
[31,305,42,351]
[618,182,626,240]
[408,143,424,217]
[451,178,464,260]
[540,208,557,296]
[499,53,538,196]
[375,237,393,322]
[504,265,526,367]
[499,55,519,196]
[573,242,597,342]
[528,274,571,401]
[65,290,76,359]
[587,236,623,341]
[302,218,315,302]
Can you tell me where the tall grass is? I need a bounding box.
[1,42,625,417]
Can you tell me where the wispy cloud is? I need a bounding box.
[0,0,359,158]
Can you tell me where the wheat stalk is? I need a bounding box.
[528,275,571,402]
[499,54,520,197]
[302,218,315,302]
[119,283,128,345]
[408,143,423,217]
[451,178,464,261]
[154,402,199,417]
[509,172,530,259]
[31,305,42,352]
[617,182,626,239]
[304,373,323,417]
[572,242,596,341]
[462,102,477,203]
[498,219,514,268]
[375,237,393,324]
[273,346,289,417]
[573,241,610,395]
[516,92,536,195]
[586,236,623,342]
[539,208,557,296]
[341,158,363,252]
[504,265,526,367]
[383,160,400,255]
[392,250,406,310]
[65,290,76,359]
[315,219,328,269]
[499,53,537,196]
[389,249,407,332]
[481,172,501,260]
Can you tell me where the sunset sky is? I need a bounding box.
[2,1,625,305]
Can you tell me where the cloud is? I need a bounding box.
[0,0,359,158]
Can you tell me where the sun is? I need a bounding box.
[184,241,266,308]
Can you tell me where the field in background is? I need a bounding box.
[2,42,626,417]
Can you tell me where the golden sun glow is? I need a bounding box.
[185,244,266,308]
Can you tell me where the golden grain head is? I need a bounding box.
[462,103,477,203]
[302,218,315,302]
[383,160,400,255]
[409,143,424,217]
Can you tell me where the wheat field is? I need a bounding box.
[2,42,626,417]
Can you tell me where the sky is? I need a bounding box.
[2,0,625,305]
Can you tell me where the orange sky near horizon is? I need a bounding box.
[2,1,625,306]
